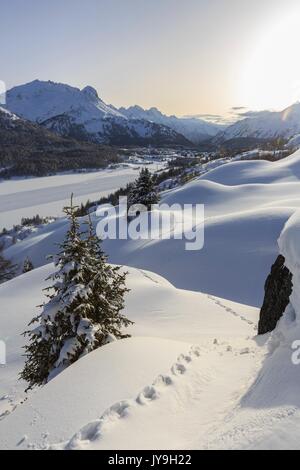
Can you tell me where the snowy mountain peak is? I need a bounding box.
[119,104,222,143]
[81,86,100,101]
[4,79,224,145]
[5,80,125,123]
[215,101,300,144]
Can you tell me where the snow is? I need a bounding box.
[216,102,300,141]
[119,105,222,144]
[0,265,51,417]
[0,164,160,231]
[0,264,258,449]
[4,80,202,144]
[198,150,300,185]
[287,133,300,149]
[279,210,300,318]
[6,80,124,124]
[0,106,19,121]
[7,151,300,307]
[4,148,300,449]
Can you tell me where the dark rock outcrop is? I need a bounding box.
[258,255,293,335]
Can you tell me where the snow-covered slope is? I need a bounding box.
[216,103,300,142]
[287,133,300,149]
[6,150,300,307]
[4,148,300,449]
[198,211,300,450]
[5,81,191,146]
[197,150,300,185]
[6,81,123,123]
[119,105,223,144]
[0,263,257,449]
[45,209,300,452]
[0,106,19,123]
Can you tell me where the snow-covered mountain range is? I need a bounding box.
[216,103,300,143]
[119,105,223,144]
[5,81,221,146]
[7,80,300,148]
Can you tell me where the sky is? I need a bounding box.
[1,0,300,119]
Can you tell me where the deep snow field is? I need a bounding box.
[2,151,300,449]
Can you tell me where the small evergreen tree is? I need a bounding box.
[128,168,160,216]
[0,244,17,283]
[23,257,34,273]
[21,197,132,390]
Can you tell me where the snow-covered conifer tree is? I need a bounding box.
[128,168,160,215]
[23,257,34,273]
[21,197,132,390]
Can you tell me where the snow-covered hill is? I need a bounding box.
[216,103,300,142]
[0,263,258,449]
[4,81,192,146]
[3,149,300,449]
[7,150,300,307]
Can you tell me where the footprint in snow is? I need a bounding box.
[171,362,187,375]
[52,346,201,450]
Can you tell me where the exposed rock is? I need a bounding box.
[258,255,293,335]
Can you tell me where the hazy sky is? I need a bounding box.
[1,0,300,118]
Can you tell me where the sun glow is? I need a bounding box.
[238,8,300,112]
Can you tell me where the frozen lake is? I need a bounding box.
[0,164,161,230]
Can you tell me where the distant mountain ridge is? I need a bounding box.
[6,80,300,149]
[119,105,223,144]
[216,103,300,143]
[5,80,220,146]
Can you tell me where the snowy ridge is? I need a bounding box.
[119,105,223,143]
[7,80,300,146]
[216,102,300,142]
[4,81,191,145]
[6,80,123,123]
[6,150,300,307]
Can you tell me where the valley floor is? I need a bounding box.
[0,163,161,231]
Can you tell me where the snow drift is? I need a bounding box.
[4,149,300,449]
[6,149,300,306]
[0,263,257,449]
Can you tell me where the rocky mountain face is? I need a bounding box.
[43,112,191,147]
[5,81,193,146]
[258,255,293,335]
[0,107,118,177]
